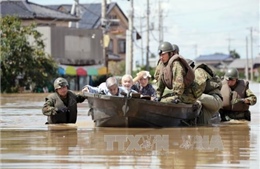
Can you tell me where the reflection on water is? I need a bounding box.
[0,85,259,168]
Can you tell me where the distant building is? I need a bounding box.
[1,0,140,90]
[194,53,234,71]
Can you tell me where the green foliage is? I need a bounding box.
[229,50,240,59]
[0,16,58,93]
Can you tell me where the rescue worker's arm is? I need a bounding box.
[154,61,162,82]
[171,61,185,96]
[156,74,165,98]
[42,97,58,116]
[193,68,207,98]
[245,88,257,105]
[76,92,86,103]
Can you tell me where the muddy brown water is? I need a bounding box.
[0,84,259,169]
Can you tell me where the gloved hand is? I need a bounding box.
[231,98,245,105]
[173,98,181,104]
[154,97,161,102]
[55,107,69,114]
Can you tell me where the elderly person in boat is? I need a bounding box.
[82,76,127,96]
[121,74,137,93]
[132,70,156,99]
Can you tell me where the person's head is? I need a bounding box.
[158,41,174,64]
[53,77,69,97]
[186,59,195,69]
[121,74,134,91]
[172,44,179,54]
[137,71,151,87]
[106,77,119,95]
[224,68,239,87]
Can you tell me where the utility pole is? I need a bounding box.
[158,0,163,44]
[126,0,134,74]
[140,16,144,66]
[146,0,150,71]
[101,0,108,73]
[245,36,249,81]
[194,44,198,58]
[250,27,253,81]
[226,36,234,53]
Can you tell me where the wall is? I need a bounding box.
[36,26,103,66]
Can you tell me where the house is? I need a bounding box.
[0,0,79,26]
[47,2,141,75]
[1,0,139,90]
[194,53,234,71]
[228,56,260,79]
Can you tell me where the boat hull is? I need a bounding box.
[85,93,202,127]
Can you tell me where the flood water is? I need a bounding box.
[0,83,259,169]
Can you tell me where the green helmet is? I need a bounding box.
[186,59,195,68]
[172,44,179,54]
[54,77,69,89]
[225,68,239,80]
[158,41,174,55]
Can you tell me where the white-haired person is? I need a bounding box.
[82,76,127,96]
[132,71,156,99]
[121,74,138,93]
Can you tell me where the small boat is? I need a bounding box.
[84,92,202,128]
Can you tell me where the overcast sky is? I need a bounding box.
[30,0,259,65]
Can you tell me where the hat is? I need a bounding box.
[142,71,151,79]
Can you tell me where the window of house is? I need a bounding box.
[108,15,119,26]
[118,39,126,54]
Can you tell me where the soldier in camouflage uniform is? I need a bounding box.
[219,68,257,121]
[187,59,223,125]
[42,77,85,124]
[155,42,197,104]
[154,44,179,82]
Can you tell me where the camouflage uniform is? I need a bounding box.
[42,77,85,124]
[157,59,197,104]
[42,91,85,124]
[193,66,223,125]
[219,79,257,121]
[154,60,163,82]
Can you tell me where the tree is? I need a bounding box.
[229,50,240,59]
[0,16,58,93]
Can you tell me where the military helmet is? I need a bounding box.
[54,77,69,89]
[158,41,174,55]
[225,68,239,80]
[186,59,195,68]
[172,44,179,54]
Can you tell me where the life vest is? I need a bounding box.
[221,79,249,111]
[161,54,195,89]
[196,63,222,94]
[48,91,78,124]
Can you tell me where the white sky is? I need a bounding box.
[30,0,259,65]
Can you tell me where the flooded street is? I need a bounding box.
[0,84,259,169]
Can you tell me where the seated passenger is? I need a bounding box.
[82,76,127,96]
[132,70,156,98]
[121,74,137,93]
